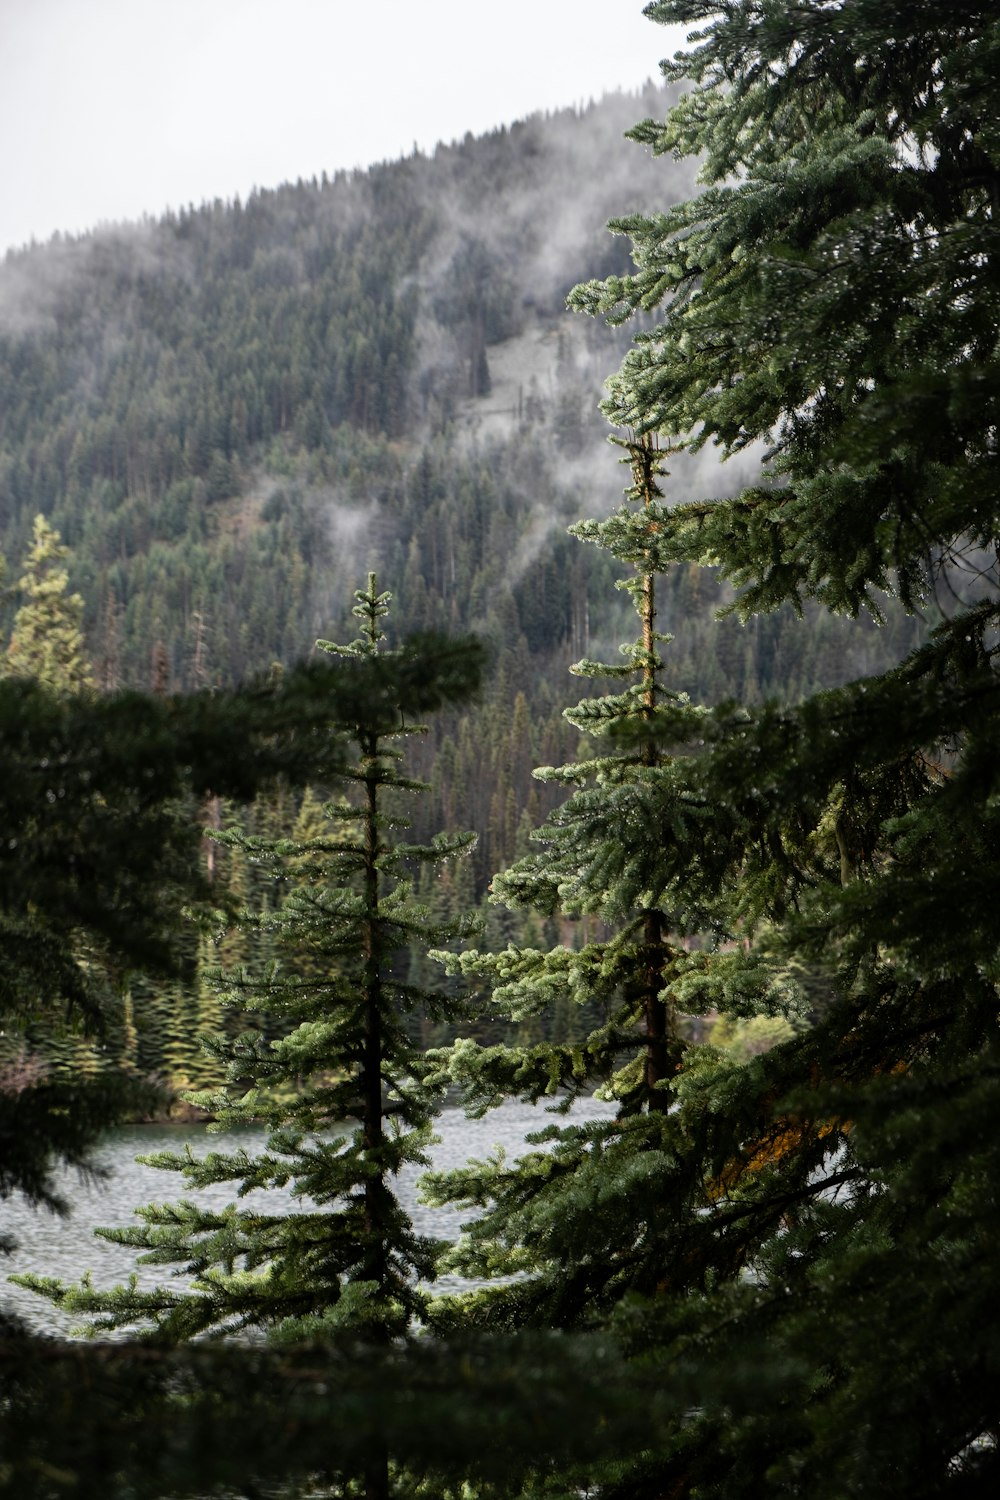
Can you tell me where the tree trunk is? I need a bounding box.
[633,435,677,1109]
[361,732,387,1293]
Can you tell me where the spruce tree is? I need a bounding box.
[0,636,481,1266]
[1,519,122,1096]
[4,515,94,693]
[19,579,480,1361]
[502,2,1000,1494]
[423,434,765,1331]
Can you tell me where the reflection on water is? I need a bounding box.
[2,1095,615,1336]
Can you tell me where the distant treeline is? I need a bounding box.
[0,79,927,924]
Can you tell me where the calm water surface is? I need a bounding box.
[3,1096,614,1336]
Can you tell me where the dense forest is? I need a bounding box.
[0,77,924,860]
[0,75,926,1097]
[2,2,999,1497]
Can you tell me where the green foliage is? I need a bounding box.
[4,514,94,692]
[422,437,777,1333]
[16,581,483,1350]
[0,637,481,1212]
[529,1,1000,1493]
[0,1326,714,1500]
[6,24,1000,1495]
[0,84,922,905]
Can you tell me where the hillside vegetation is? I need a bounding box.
[0,84,924,897]
[0,76,930,1096]
[4,4,1000,1495]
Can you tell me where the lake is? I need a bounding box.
[2,1094,615,1336]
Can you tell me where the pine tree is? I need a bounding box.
[19,579,480,1368]
[4,515,94,693]
[0,642,481,1258]
[507,2,1000,1494]
[422,434,766,1331]
[1,518,114,1081]
[0,520,333,1111]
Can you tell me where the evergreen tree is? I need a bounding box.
[8,10,1000,1493]
[0,641,481,1254]
[1,517,122,1084]
[423,435,755,1330]
[496,2,1000,1494]
[19,581,480,1382]
[4,515,94,693]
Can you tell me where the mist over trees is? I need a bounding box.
[2,2,999,1496]
[0,81,924,903]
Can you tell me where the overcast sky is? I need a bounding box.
[0,0,689,257]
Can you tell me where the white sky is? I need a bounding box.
[0,0,690,257]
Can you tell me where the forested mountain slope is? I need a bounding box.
[0,82,924,889]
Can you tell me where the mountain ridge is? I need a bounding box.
[0,81,923,893]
